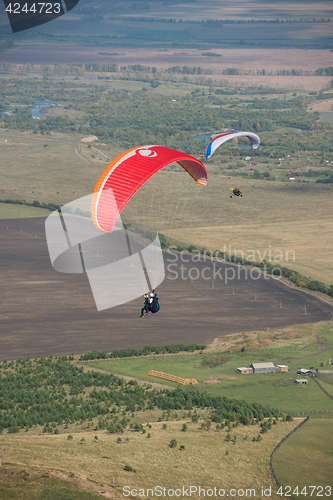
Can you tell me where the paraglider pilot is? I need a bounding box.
[140,291,159,317]
[230,188,242,198]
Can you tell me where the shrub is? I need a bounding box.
[124,464,136,472]
[67,434,73,440]
[169,439,177,448]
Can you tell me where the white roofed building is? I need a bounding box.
[250,362,276,374]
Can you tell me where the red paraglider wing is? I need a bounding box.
[91,145,207,233]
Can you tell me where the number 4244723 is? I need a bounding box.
[5,3,61,14]
[277,486,331,497]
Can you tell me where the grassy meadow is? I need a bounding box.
[0,203,51,218]
[0,418,301,500]
[165,216,333,285]
[0,470,102,500]
[272,417,333,497]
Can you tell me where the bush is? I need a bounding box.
[169,439,177,448]
[124,464,136,472]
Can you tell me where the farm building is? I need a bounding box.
[295,379,308,384]
[298,368,311,376]
[237,362,289,374]
[237,367,253,374]
[250,362,276,373]
[276,365,289,372]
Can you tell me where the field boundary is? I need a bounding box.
[270,416,309,492]
[313,377,333,401]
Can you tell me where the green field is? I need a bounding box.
[0,203,51,218]
[86,354,333,415]
[272,417,333,497]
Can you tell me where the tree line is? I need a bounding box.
[0,355,283,434]
[0,198,59,212]
[1,62,332,78]
[79,343,207,361]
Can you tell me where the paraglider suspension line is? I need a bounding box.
[58,208,86,273]
[78,243,86,273]
[124,228,153,293]
[58,208,71,248]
